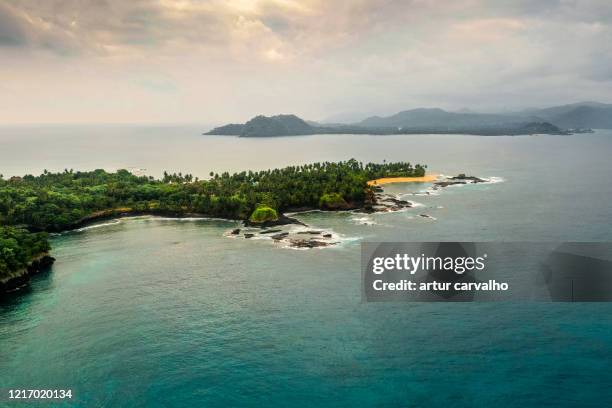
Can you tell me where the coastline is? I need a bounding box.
[33,208,223,233]
[367,174,440,185]
[0,253,55,294]
[27,177,437,236]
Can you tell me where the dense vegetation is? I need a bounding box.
[248,205,278,223]
[0,159,425,232]
[0,160,425,278]
[319,193,349,210]
[0,226,50,281]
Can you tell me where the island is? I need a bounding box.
[205,112,570,137]
[0,160,427,292]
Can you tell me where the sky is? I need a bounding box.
[1,0,612,124]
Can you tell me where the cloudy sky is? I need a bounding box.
[1,0,611,124]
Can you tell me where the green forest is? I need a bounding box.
[0,226,50,281]
[0,159,425,279]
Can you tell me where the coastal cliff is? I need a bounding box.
[0,253,55,293]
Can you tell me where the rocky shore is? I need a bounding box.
[1,253,55,293]
[243,213,306,228]
[433,174,485,189]
[34,173,488,253]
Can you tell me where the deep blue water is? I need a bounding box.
[1,128,612,406]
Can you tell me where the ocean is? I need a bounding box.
[1,126,612,406]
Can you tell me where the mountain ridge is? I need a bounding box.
[205,101,610,137]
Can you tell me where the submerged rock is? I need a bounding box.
[289,239,335,248]
[230,228,241,235]
[434,181,466,188]
[259,229,282,234]
[271,232,289,240]
[370,193,413,213]
[244,233,255,239]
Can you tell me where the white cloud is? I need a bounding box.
[1,0,612,123]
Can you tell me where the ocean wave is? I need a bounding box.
[153,216,231,222]
[74,220,122,232]
[350,215,377,225]
[482,176,505,184]
[225,222,359,250]
[283,209,323,216]
[413,189,440,196]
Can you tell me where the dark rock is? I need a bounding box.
[297,230,322,235]
[271,232,289,240]
[434,181,467,188]
[322,233,332,238]
[1,254,55,293]
[243,213,306,228]
[244,233,254,238]
[289,239,335,248]
[449,174,485,183]
[230,228,241,235]
[259,229,282,234]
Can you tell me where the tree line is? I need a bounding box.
[0,159,425,277]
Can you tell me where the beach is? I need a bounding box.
[367,174,440,185]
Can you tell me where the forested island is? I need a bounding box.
[205,114,567,137]
[205,102,612,137]
[0,160,425,292]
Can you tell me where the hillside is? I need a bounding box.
[206,113,566,137]
[206,114,316,137]
[356,108,533,129]
[525,103,612,129]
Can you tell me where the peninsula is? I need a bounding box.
[0,160,427,292]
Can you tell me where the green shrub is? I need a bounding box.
[248,205,279,223]
[319,193,348,210]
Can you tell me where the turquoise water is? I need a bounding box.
[1,128,612,406]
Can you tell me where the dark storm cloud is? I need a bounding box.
[0,2,28,46]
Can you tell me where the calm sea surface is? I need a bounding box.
[1,126,612,406]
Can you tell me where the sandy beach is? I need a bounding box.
[367,174,440,186]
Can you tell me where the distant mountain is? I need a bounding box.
[356,108,536,129]
[523,102,612,129]
[205,112,566,137]
[243,114,314,136]
[320,111,374,124]
[206,114,315,137]
[207,123,245,135]
[206,102,611,137]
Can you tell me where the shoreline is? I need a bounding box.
[367,174,440,185]
[35,202,371,235]
[31,209,230,234]
[0,253,55,294]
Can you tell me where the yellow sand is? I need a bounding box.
[367,174,439,186]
